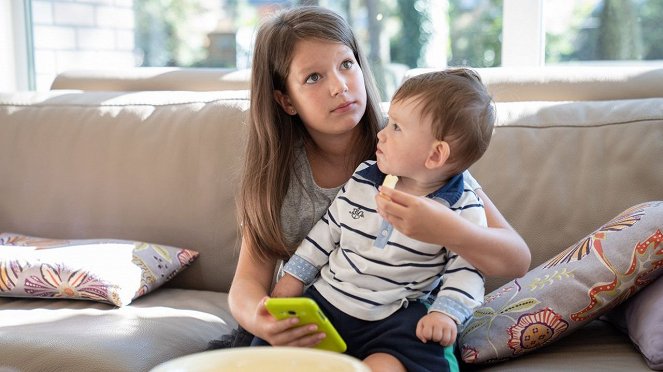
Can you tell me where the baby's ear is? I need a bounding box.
[425,141,450,169]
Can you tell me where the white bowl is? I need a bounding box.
[150,347,370,372]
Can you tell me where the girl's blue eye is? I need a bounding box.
[341,60,354,69]
[305,73,321,84]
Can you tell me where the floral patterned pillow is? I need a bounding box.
[0,232,199,306]
[458,201,663,364]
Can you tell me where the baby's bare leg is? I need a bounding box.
[363,352,406,372]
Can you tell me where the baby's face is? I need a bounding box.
[376,98,437,178]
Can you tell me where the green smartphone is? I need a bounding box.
[264,297,347,353]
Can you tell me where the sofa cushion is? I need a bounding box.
[0,288,235,372]
[458,202,663,364]
[0,232,198,306]
[603,275,663,370]
[461,319,651,371]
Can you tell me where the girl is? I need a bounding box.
[229,5,530,371]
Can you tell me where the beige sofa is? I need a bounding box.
[1,66,662,371]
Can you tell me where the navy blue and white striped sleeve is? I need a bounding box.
[429,190,486,326]
[283,189,345,283]
[429,252,485,326]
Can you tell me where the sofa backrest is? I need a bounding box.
[50,68,252,92]
[0,90,250,293]
[51,66,663,102]
[469,98,663,291]
[407,66,663,102]
[3,68,663,294]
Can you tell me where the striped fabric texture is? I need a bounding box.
[284,161,485,324]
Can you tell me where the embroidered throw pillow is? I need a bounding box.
[458,201,663,364]
[0,232,199,306]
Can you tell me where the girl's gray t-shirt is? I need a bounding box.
[280,145,342,254]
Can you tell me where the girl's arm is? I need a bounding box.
[228,237,326,347]
[472,188,531,277]
[375,187,531,278]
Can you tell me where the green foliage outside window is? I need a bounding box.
[390,0,429,69]
[447,0,502,67]
[134,0,208,67]
[134,0,663,71]
[547,0,663,63]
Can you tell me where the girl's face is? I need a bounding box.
[376,97,437,178]
[276,39,367,142]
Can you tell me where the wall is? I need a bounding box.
[31,0,135,90]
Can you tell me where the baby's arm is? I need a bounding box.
[419,257,483,347]
[416,312,458,346]
[423,249,484,347]
[280,197,343,281]
[281,185,345,277]
[272,273,305,298]
[277,193,345,297]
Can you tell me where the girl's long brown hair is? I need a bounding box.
[239,6,382,262]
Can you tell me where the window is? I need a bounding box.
[545,0,663,64]
[13,0,663,95]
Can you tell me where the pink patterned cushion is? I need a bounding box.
[0,232,198,306]
[458,201,663,364]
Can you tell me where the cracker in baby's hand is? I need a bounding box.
[382,174,399,189]
[380,174,398,201]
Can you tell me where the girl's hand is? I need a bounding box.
[376,186,465,246]
[253,296,327,347]
[416,312,458,346]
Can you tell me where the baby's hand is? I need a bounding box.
[416,312,458,346]
[376,186,464,245]
[271,273,305,298]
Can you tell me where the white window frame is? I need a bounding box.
[502,0,545,67]
[1,0,34,91]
